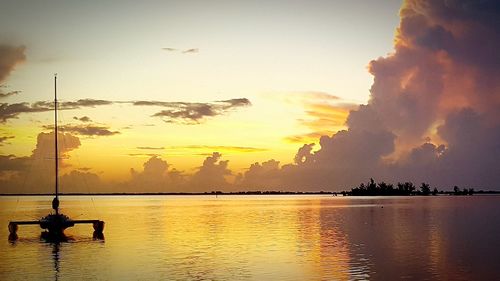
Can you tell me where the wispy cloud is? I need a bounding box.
[0,90,20,99]
[0,85,21,99]
[284,131,332,144]
[168,145,267,153]
[128,153,161,157]
[162,47,199,54]
[182,48,199,54]
[73,116,92,122]
[162,47,177,52]
[281,91,359,143]
[0,135,14,145]
[136,146,164,150]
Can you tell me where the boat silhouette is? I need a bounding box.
[8,74,105,241]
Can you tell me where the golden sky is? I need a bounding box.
[0,1,400,184]
[4,0,498,193]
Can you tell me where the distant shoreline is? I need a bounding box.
[1,190,499,196]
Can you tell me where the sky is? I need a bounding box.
[1,0,499,193]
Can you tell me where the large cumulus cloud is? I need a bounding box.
[0,131,82,193]
[237,0,500,191]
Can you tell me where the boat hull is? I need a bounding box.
[39,214,75,239]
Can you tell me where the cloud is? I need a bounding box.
[73,116,92,122]
[161,47,199,54]
[136,146,164,150]
[128,153,160,157]
[0,45,26,83]
[1,98,251,123]
[0,102,44,122]
[189,152,231,191]
[283,92,359,144]
[4,0,500,193]
[0,45,27,109]
[162,47,177,52]
[31,131,81,159]
[237,159,282,190]
[60,170,104,193]
[0,154,29,173]
[0,131,81,193]
[235,0,500,191]
[59,125,119,136]
[33,99,113,109]
[0,85,21,99]
[0,135,14,145]
[139,98,251,124]
[0,91,20,99]
[0,99,113,122]
[182,48,199,54]
[284,132,330,144]
[168,145,266,153]
[126,156,186,192]
[43,124,120,137]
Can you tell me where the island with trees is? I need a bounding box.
[343,178,476,196]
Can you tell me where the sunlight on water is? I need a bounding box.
[1,195,499,280]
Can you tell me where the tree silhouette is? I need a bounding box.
[350,180,473,196]
[420,182,431,196]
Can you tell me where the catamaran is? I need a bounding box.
[8,75,105,241]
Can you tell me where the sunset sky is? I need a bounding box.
[1,0,499,193]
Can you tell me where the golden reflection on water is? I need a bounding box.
[1,195,500,280]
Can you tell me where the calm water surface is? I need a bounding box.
[1,195,499,280]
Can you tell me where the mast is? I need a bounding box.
[53,74,60,214]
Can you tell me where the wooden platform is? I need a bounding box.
[9,219,102,225]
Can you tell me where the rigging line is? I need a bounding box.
[15,132,42,216]
[58,98,99,217]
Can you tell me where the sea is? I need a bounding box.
[1,195,499,280]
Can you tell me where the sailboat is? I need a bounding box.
[8,75,105,241]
